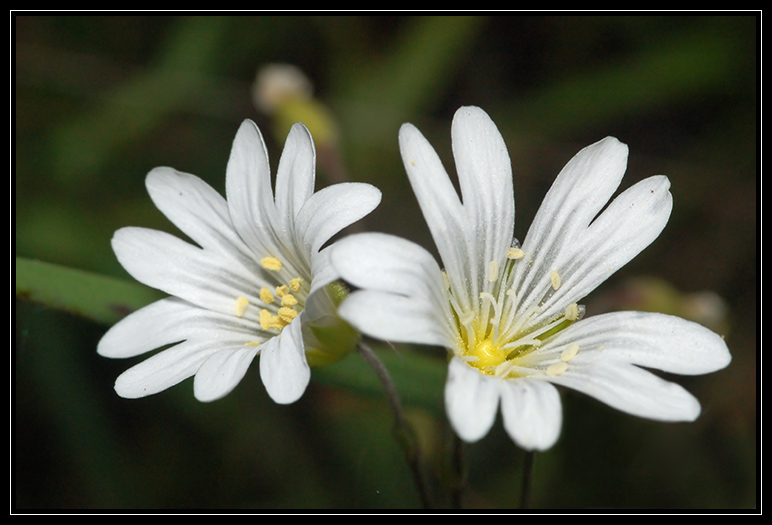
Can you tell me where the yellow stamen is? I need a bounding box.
[564,303,580,321]
[289,277,304,292]
[268,316,286,330]
[260,256,283,271]
[561,343,580,362]
[234,296,249,317]
[259,286,275,304]
[550,270,562,291]
[487,260,499,282]
[259,309,273,331]
[275,285,289,298]
[546,361,569,376]
[278,306,298,324]
[244,341,261,347]
[281,294,298,307]
[507,247,524,260]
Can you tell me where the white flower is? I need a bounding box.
[331,106,731,451]
[97,120,381,404]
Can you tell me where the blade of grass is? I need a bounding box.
[15,256,163,325]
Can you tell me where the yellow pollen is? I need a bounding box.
[259,286,275,304]
[289,277,304,292]
[275,285,289,298]
[507,247,524,260]
[487,260,499,282]
[546,361,569,376]
[550,270,562,290]
[278,306,298,324]
[259,309,273,331]
[281,294,298,307]
[565,303,580,321]
[260,256,283,271]
[561,343,580,362]
[244,341,261,347]
[234,296,249,317]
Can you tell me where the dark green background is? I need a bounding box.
[15,15,757,510]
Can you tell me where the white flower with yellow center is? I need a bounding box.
[97,120,381,404]
[331,106,731,450]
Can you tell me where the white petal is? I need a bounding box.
[451,106,515,271]
[546,360,702,422]
[444,358,500,442]
[339,290,452,347]
[518,169,672,326]
[225,119,282,257]
[111,227,266,315]
[499,378,562,451]
[259,320,310,404]
[332,232,445,301]
[98,298,267,360]
[98,298,194,358]
[543,311,731,375]
[273,123,316,238]
[296,182,382,255]
[113,339,216,399]
[512,137,630,316]
[193,346,260,402]
[546,175,672,316]
[399,121,472,309]
[145,167,242,254]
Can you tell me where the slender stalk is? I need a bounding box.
[448,431,467,509]
[520,450,536,509]
[357,342,432,508]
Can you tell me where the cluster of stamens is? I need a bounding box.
[232,255,308,346]
[450,243,583,380]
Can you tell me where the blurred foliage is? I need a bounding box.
[14,14,756,510]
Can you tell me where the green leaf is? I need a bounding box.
[14,256,446,410]
[15,256,163,325]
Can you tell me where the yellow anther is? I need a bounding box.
[275,285,289,298]
[565,303,580,321]
[234,296,249,317]
[289,277,304,293]
[487,260,499,282]
[259,309,273,331]
[260,256,283,271]
[259,286,275,304]
[561,343,580,362]
[546,361,569,376]
[268,316,286,330]
[281,294,298,307]
[278,306,298,324]
[244,341,261,347]
[507,247,524,260]
[550,270,562,291]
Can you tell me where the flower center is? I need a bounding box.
[467,338,508,370]
[450,243,583,378]
[232,255,310,343]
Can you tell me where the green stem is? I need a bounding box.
[448,431,467,509]
[357,342,432,509]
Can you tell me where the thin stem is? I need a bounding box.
[357,342,432,508]
[520,450,536,509]
[448,431,467,509]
